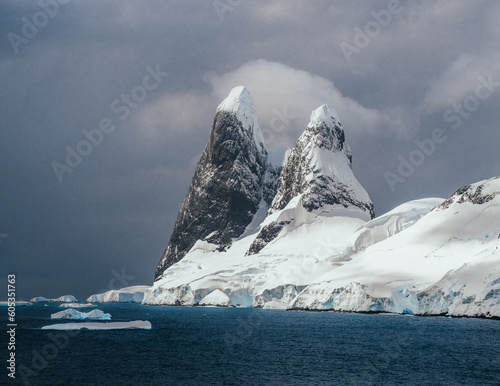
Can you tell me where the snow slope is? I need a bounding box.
[143,195,431,309]
[292,177,500,317]
[145,177,500,317]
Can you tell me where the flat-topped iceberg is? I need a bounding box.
[53,295,77,303]
[30,297,49,302]
[51,309,111,320]
[29,295,78,303]
[42,321,152,330]
[87,285,150,303]
[59,303,96,309]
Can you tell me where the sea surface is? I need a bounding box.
[5,303,500,385]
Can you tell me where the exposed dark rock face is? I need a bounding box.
[246,220,291,255]
[262,162,283,206]
[438,178,500,210]
[155,106,267,280]
[262,147,289,206]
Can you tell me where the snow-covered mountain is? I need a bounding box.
[247,104,374,255]
[147,86,500,318]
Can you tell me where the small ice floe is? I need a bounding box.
[41,321,152,330]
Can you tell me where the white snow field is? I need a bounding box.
[41,321,152,330]
[51,309,111,320]
[87,285,150,303]
[145,177,500,318]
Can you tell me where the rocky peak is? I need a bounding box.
[269,104,374,217]
[155,87,267,280]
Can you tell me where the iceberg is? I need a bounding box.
[51,309,111,320]
[87,285,150,303]
[29,295,78,303]
[59,303,96,309]
[41,321,152,330]
[53,295,77,303]
[30,297,49,302]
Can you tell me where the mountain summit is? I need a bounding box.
[246,104,374,255]
[270,104,374,216]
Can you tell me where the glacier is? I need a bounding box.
[145,86,500,319]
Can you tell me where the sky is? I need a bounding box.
[1,0,499,301]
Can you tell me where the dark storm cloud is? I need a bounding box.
[1,0,499,300]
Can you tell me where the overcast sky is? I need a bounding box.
[1,0,499,300]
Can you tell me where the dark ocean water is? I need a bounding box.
[4,303,500,385]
